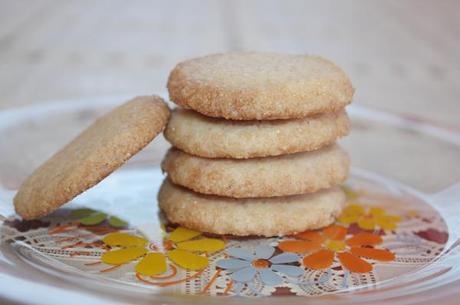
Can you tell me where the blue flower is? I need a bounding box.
[216,245,303,286]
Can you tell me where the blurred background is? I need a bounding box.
[0,0,459,125]
[1,0,460,193]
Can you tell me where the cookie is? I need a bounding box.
[168,52,354,120]
[159,179,346,237]
[14,96,170,220]
[165,108,350,159]
[162,145,349,198]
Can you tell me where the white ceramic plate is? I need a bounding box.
[1,97,460,305]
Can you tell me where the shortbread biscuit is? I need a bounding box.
[168,52,353,120]
[159,179,346,237]
[162,145,349,198]
[165,108,350,158]
[14,96,170,220]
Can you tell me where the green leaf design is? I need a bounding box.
[79,212,107,225]
[108,216,128,228]
[70,208,96,219]
[72,208,127,228]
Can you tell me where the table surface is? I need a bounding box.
[0,0,459,128]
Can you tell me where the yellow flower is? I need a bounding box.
[100,227,224,276]
[338,204,401,231]
[341,185,360,200]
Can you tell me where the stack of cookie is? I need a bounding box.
[159,52,353,237]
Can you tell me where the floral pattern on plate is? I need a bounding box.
[0,183,450,297]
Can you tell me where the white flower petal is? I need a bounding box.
[227,247,254,261]
[271,264,304,277]
[216,258,250,270]
[259,268,283,286]
[255,245,275,259]
[233,282,244,295]
[270,252,300,264]
[231,266,257,283]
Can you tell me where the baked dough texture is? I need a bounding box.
[168,52,354,120]
[164,108,350,158]
[14,96,170,219]
[162,145,349,198]
[159,179,346,237]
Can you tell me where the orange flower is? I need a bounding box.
[278,225,395,273]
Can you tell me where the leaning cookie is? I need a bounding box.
[165,108,350,159]
[168,52,354,120]
[162,145,349,198]
[14,96,170,220]
[159,179,346,237]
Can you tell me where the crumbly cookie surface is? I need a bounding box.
[168,52,354,120]
[159,180,346,237]
[162,145,349,198]
[14,96,170,219]
[165,108,350,158]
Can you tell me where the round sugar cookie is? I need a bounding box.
[167,52,354,120]
[14,96,170,220]
[165,108,350,158]
[158,179,346,237]
[162,145,349,198]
